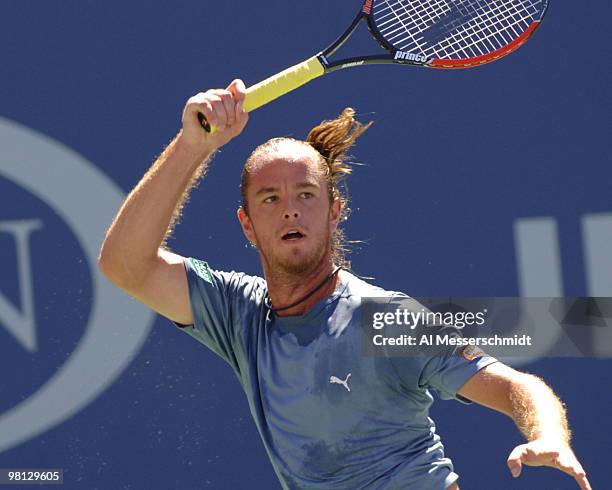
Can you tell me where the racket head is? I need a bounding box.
[346,0,549,69]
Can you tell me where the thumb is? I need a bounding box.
[507,444,527,478]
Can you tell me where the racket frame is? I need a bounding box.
[318,0,549,71]
[198,0,549,132]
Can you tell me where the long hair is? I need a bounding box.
[240,108,372,269]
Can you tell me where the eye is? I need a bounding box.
[300,192,314,199]
[263,195,277,204]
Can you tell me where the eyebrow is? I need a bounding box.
[254,181,319,197]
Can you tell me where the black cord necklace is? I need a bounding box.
[266,266,344,313]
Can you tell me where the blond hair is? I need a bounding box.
[240,108,372,269]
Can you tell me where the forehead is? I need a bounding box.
[248,143,324,186]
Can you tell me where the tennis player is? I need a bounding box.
[99,80,591,489]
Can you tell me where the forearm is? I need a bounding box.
[99,132,213,288]
[459,363,589,487]
[509,373,570,444]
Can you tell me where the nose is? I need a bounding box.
[283,196,300,220]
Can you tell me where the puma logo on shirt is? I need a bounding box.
[329,373,352,392]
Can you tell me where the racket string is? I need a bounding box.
[429,1,540,59]
[379,1,430,55]
[371,0,546,60]
[376,0,450,55]
[378,0,452,39]
[423,0,538,56]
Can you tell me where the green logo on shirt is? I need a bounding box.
[190,258,213,284]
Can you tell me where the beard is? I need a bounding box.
[254,226,331,277]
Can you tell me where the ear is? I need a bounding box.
[237,207,257,246]
[329,197,342,231]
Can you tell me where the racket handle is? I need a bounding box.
[199,56,325,134]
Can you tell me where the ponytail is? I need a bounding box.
[306,107,372,194]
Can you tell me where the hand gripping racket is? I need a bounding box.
[198,0,549,133]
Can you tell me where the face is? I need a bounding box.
[238,144,341,276]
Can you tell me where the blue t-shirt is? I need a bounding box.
[174,258,498,489]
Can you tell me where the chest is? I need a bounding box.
[254,319,398,440]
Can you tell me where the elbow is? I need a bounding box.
[98,246,121,286]
[97,251,113,279]
[97,241,154,293]
[97,242,131,290]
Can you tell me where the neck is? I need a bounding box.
[263,259,341,317]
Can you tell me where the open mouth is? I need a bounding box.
[281,231,305,241]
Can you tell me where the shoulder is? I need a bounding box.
[184,257,268,307]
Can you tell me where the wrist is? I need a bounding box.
[175,130,216,162]
[529,435,571,447]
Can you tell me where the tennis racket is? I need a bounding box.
[199,0,549,133]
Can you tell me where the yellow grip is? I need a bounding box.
[199,56,324,134]
[244,56,325,113]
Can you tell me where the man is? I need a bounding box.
[98,80,591,489]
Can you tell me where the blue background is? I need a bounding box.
[1,1,610,489]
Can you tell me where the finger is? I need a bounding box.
[227,79,247,122]
[577,473,592,490]
[197,100,216,128]
[234,95,246,125]
[228,79,246,124]
[207,89,235,127]
[220,91,236,127]
[507,445,528,478]
[553,456,591,490]
[184,94,217,128]
[227,78,247,103]
[207,93,230,128]
[230,110,249,138]
[568,465,592,490]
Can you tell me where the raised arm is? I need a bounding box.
[458,362,591,490]
[98,80,249,324]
